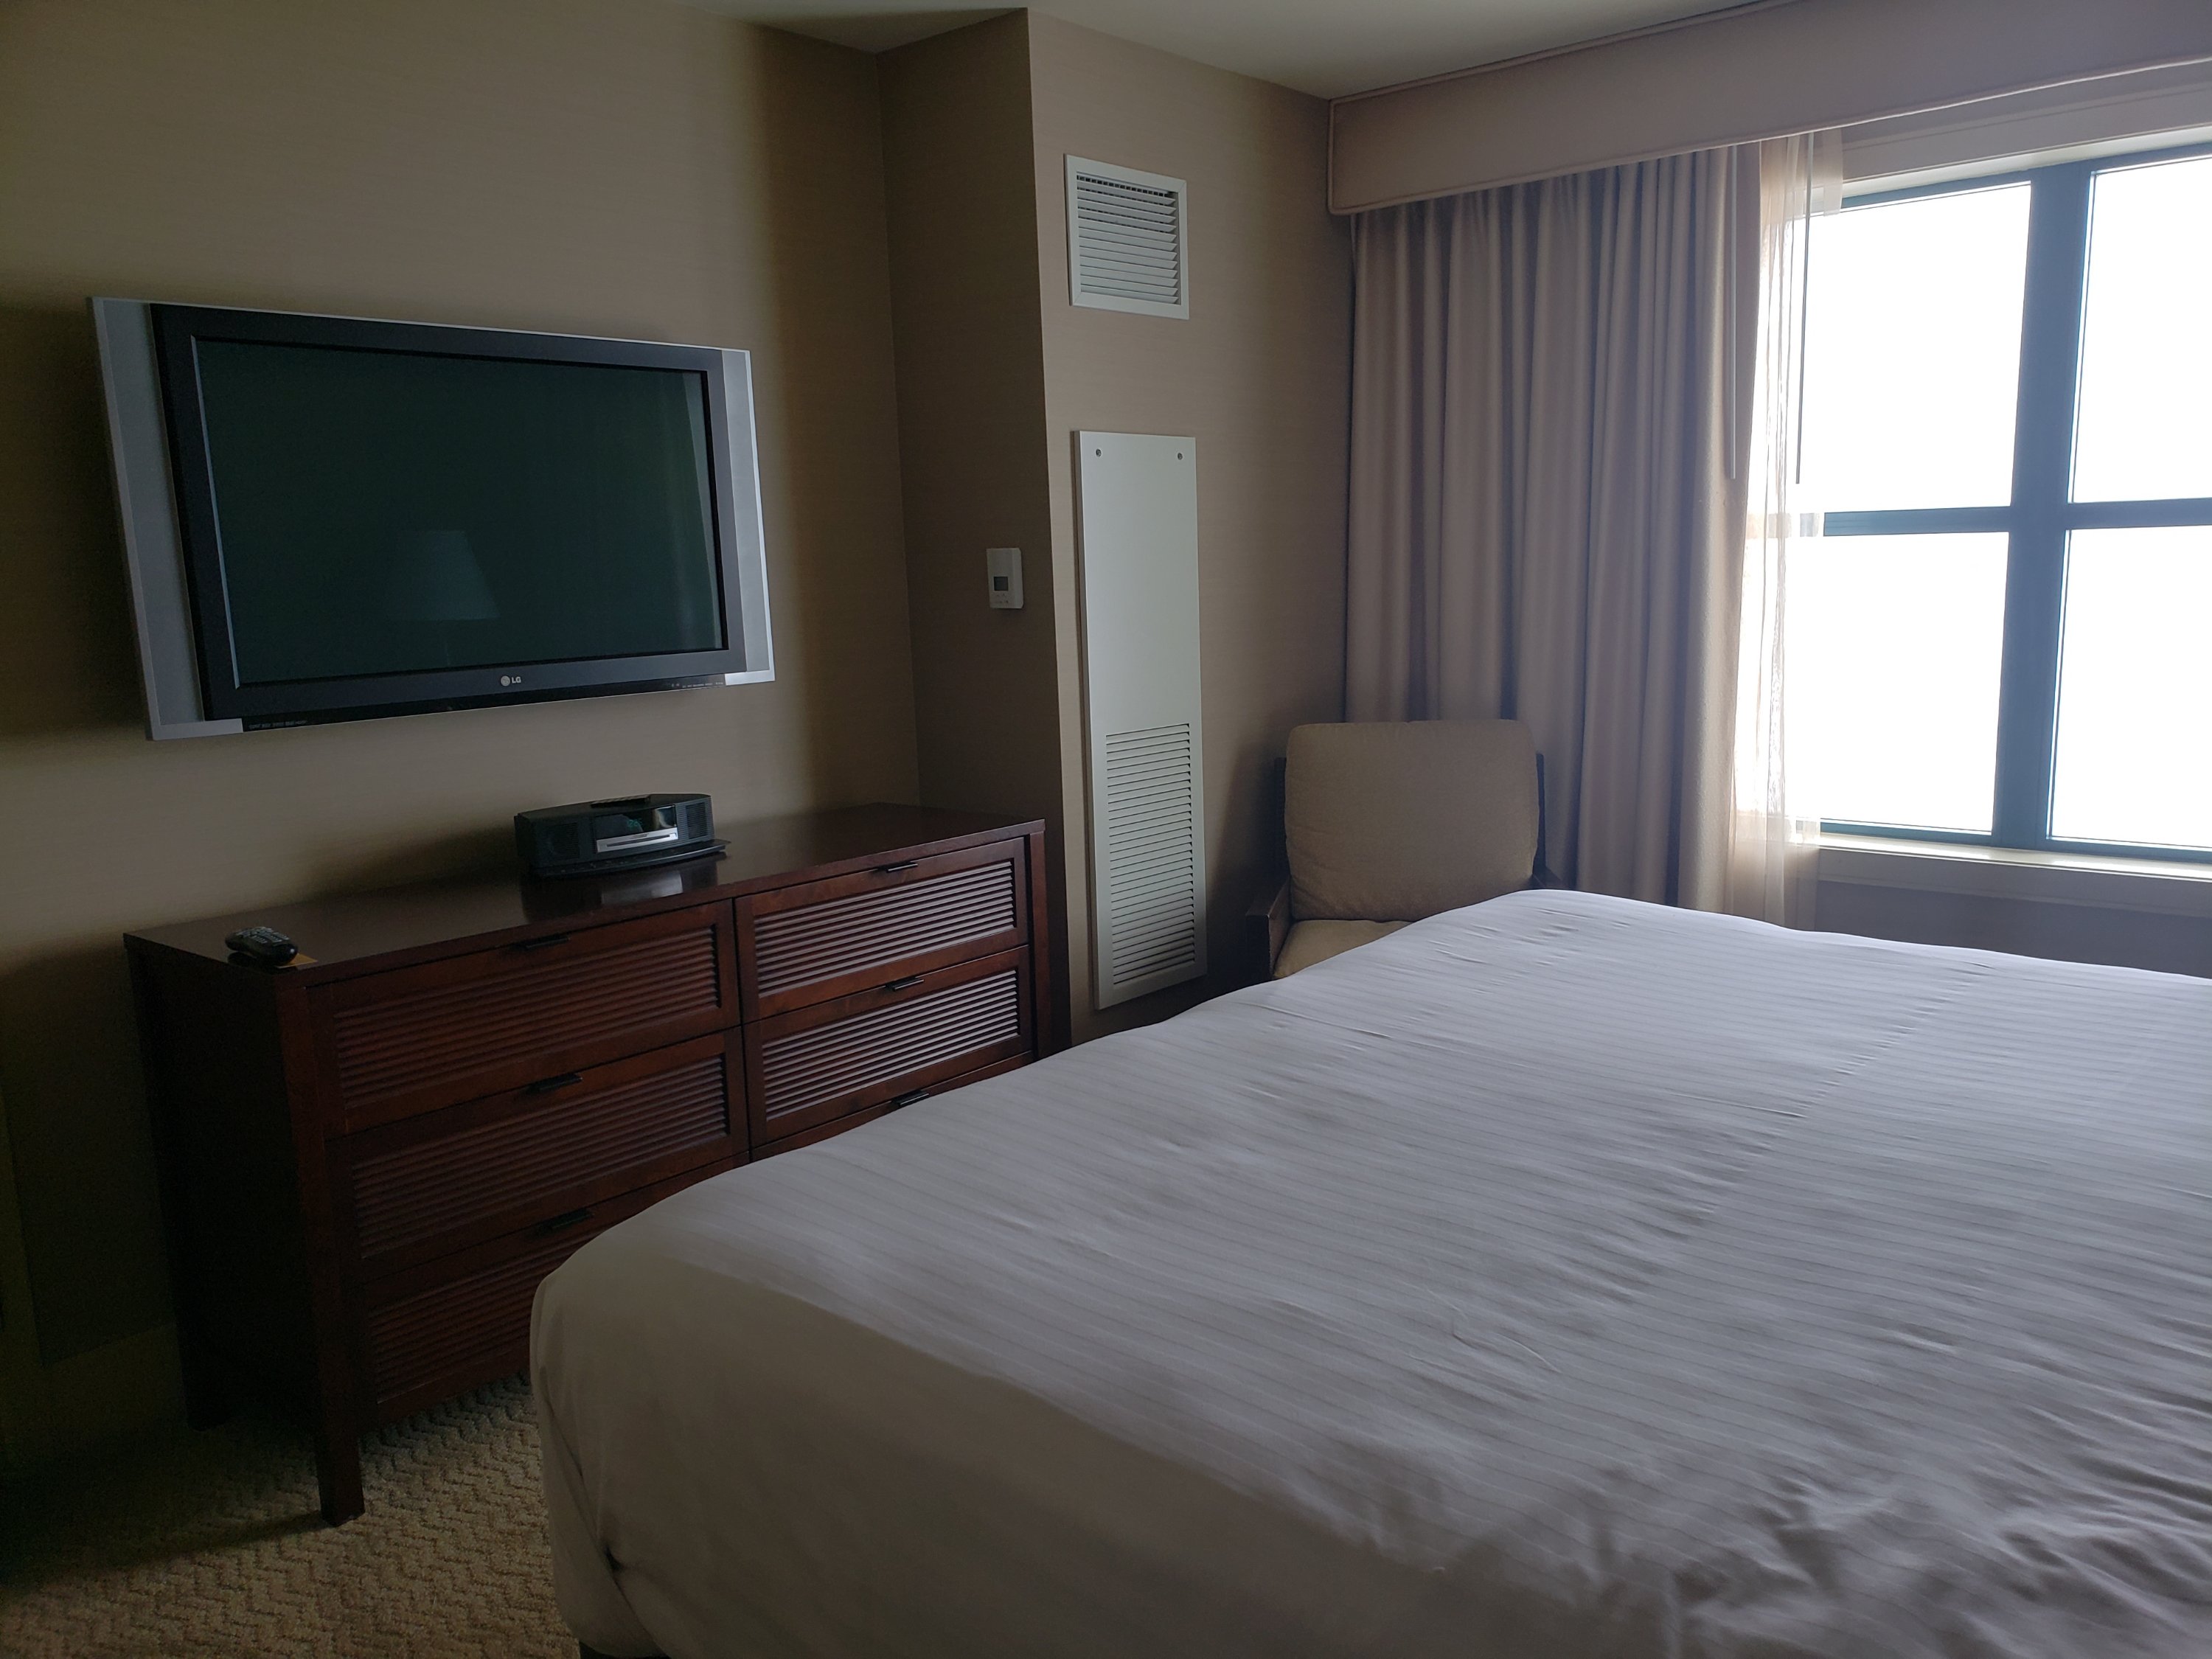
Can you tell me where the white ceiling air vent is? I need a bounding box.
[1067,157,1189,319]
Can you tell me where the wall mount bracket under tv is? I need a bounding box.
[92,299,774,739]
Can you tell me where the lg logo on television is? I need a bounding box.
[499,674,523,687]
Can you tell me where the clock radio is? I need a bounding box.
[514,793,722,879]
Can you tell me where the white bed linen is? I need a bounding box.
[533,891,2212,1658]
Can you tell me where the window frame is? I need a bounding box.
[1819,139,2212,865]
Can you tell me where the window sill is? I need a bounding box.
[1813,832,2212,918]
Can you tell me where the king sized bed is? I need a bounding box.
[532,891,2211,1658]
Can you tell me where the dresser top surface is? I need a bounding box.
[128,803,1041,975]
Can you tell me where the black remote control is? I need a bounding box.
[225,925,299,967]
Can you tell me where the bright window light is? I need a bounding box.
[2051,526,2212,849]
[1786,534,2008,833]
[1790,148,2208,858]
[2072,154,2212,503]
[1802,184,2031,512]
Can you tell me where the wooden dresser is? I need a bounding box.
[126,804,1057,1523]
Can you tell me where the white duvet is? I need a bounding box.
[533,891,2212,1658]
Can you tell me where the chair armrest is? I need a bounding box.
[1243,880,1290,987]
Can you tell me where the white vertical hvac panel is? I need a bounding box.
[1077,432,1206,1009]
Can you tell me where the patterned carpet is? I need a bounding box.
[0,1377,574,1658]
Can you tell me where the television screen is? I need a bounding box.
[195,341,726,684]
[93,300,773,737]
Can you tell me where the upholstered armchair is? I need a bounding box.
[1245,719,1552,982]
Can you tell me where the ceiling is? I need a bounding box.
[684,0,1750,100]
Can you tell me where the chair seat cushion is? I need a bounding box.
[1273,919,1409,978]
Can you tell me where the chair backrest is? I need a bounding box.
[1284,719,1540,922]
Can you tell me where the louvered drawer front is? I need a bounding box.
[316,906,736,1130]
[743,841,1025,1018]
[364,1230,585,1413]
[358,1175,689,1422]
[753,1053,1033,1160]
[344,1036,737,1273]
[751,950,1030,1141]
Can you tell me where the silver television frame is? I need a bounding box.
[91,298,775,740]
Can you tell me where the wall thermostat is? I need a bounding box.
[987,546,1023,610]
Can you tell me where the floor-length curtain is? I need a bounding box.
[1729,133,1842,925]
[1346,148,1760,908]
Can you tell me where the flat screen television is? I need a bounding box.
[92,299,773,738]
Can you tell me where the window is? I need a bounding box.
[1792,145,2212,860]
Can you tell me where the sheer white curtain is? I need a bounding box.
[1725,131,1843,925]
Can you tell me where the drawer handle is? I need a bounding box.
[888,1088,931,1109]
[872,860,919,875]
[880,974,924,993]
[524,1071,582,1096]
[534,1207,593,1237]
[507,933,571,953]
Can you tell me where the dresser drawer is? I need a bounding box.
[738,840,1027,1019]
[355,1168,714,1424]
[312,905,738,1130]
[747,948,1031,1143]
[338,1032,741,1277]
[752,1052,1031,1160]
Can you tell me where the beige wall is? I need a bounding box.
[880,15,1352,1040]
[0,0,917,1453]
[879,15,1071,1038]
[1027,15,1352,1037]
[1818,883,2212,975]
[1815,855,2212,979]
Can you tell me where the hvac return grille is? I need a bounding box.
[1078,431,1206,1009]
[1099,723,1202,992]
[1068,156,1188,318]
